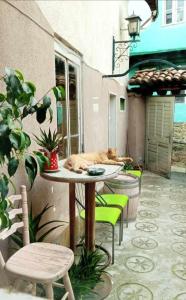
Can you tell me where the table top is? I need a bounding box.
[41,160,122,183]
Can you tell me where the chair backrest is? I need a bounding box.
[0,185,30,268]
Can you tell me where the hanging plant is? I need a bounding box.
[0,67,64,230]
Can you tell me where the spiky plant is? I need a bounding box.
[54,244,106,299]
[11,203,65,248]
[34,128,62,152]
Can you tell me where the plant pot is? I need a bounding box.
[84,273,112,300]
[43,150,59,172]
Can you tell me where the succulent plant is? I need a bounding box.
[34,128,62,152]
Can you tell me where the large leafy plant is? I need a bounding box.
[0,67,64,230]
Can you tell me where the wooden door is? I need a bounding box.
[145,96,174,178]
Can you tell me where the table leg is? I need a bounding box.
[85,182,96,251]
[69,183,76,251]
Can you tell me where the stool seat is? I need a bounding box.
[5,243,74,283]
[126,170,142,178]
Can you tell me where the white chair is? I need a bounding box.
[0,185,75,300]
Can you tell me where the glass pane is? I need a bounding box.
[177,9,184,22]
[68,64,79,136]
[166,12,172,24]
[166,0,172,10]
[70,136,79,155]
[178,0,184,8]
[55,56,68,159]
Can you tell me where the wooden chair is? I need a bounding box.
[0,185,75,300]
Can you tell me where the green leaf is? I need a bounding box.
[8,157,19,177]
[0,175,9,199]
[24,132,31,148]
[25,155,38,188]
[49,107,53,123]
[11,232,23,248]
[9,132,19,149]
[43,95,51,108]
[19,132,26,149]
[36,107,47,124]
[37,225,63,242]
[25,82,36,95]
[53,86,65,102]
[0,124,9,137]
[32,204,53,233]
[15,70,24,82]
[37,220,65,232]
[0,94,5,102]
[12,106,21,118]
[5,67,15,77]
[34,151,49,172]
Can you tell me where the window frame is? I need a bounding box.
[54,40,82,157]
[163,0,185,26]
[119,97,126,112]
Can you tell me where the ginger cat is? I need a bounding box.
[64,148,133,173]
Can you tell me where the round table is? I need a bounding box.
[41,161,121,251]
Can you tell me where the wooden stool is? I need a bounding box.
[0,186,75,300]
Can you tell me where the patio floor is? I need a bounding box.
[96,171,186,300]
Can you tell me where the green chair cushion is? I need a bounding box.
[80,207,121,226]
[96,194,128,208]
[126,170,142,178]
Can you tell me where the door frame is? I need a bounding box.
[108,92,117,149]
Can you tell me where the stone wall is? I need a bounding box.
[172,122,186,166]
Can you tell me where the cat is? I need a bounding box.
[64,148,133,173]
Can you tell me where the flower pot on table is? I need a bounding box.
[43,150,59,172]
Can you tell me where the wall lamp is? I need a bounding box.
[112,12,142,73]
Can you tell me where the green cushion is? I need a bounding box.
[96,194,128,208]
[80,207,121,226]
[126,170,142,178]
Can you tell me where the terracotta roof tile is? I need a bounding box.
[129,68,186,87]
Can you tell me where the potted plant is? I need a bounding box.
[0,67,63,230]
[34,128,62,172]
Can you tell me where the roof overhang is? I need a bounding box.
[145,0,158,20]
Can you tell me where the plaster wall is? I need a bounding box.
[128,93,146,165]
[83,63,128,155]
[37,0,129,77]
[0,0,71,254]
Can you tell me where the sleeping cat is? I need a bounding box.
[64,148,133,173]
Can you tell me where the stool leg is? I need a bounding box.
[126,200,129,228]
[111,224,115,264]
[63,273,75,300]
[45,283,54,300]
[119,212,123,245]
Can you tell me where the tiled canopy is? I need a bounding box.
[128,68,186,95]
[129,68,186,87]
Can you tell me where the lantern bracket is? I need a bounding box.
[112,36,140,74]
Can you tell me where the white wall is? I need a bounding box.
[37,0,128,76]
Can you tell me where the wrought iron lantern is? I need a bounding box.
[126,13,142,38]
[112,12,142,73]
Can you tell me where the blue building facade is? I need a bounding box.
[130,0,186,122]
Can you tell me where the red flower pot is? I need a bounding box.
[44,150,59,172]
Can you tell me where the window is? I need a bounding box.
[164,0,185,25]
[120,97,125,111]
[55,54,81,159]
